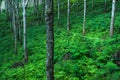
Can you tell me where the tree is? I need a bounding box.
[15,1,21,43]
[5,0,12,21]
[104,0,107,11]
[0,1,2,13]
[110,0,116,37]
[33,0,40,24]
[22,0,29,62]
[77,0,79,15]
[11,0,17,54]
[41,0,45,23]
[92,0,94,10]
[83,0,86,35]
[67,0,70,30]
[57,0,60,26]
[45,0,54,80]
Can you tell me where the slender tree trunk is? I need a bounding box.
[104,0,107,12]
[45,0,54,80]
[5,0,9,21]
[110,0,116,37]
[83,0,86,35]
[12,0,17,54]
[57,0,60,26]
[77,0,79,15]
[15,2,21,43]
[34,0,40,24]
[41,0,45,23]
[92,0,94,10]
[0,2,1,14]
[22,0,28,62]
[67,0,70,31]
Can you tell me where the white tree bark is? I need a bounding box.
[83,0,86,35]
[110,0,116,37]
[67,0,70,30]
[22,0,29,62]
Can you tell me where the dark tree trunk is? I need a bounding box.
[45,0,54,80]
[92,0,94,10]
[57,0,60,26]
[5,0,12,21]
[41,0,45,23]
[34,0,40,24]
[104,0,107,12]
[15,2,22,43]
[77,0,79,15]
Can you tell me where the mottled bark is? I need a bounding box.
[83,0,86,35]
[45,0,54,80]
[110,0,116,37]
[67,0,70,31]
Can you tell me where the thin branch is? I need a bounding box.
[25,0,29,7]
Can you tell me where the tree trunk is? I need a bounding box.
[22,0,28,62]
[15,2,21,43]
[12,0,17,54]
[57,0,60,26]
[34,0,40,24]
[110,0,116,37]
[77,0,79,15]
[5,0,10,21]
[104,0,107,12]
[83,0,86,35]
[45,0,54,80]
[92,0,94,10]
[41,0,45,23]
[67,0,70,31]
[0,1,1,14]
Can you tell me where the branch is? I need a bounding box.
[25,0,29,7]
[70,2,77,9]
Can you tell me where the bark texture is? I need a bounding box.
[110,0,116,37]
[22,0,28,62]
[45,0,54,80]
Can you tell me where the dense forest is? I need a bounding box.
[0,0,120,80]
